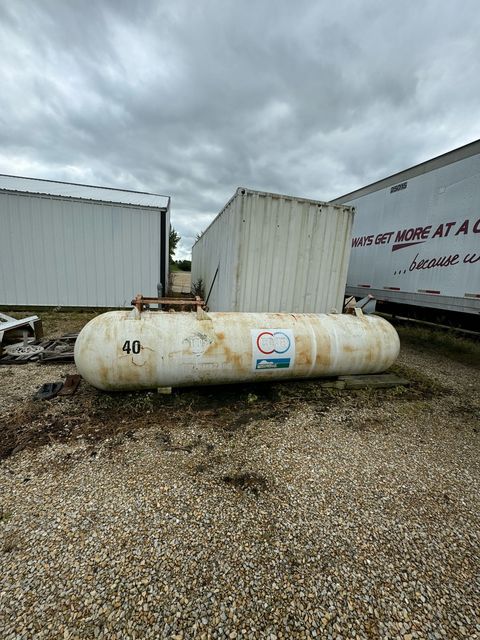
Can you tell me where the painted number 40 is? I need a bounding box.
[122,340,141,354]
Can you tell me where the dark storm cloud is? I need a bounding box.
[1,0,480,257]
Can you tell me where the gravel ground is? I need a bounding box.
[0,337,479,639]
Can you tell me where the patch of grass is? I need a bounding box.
[341,364,447,403]
[390,362,449,399]
[399,400,432,418]
[2,531,18,553]
[4,308,100,337]
[93,391,156,415]
[397,325,480,369]
[384,383,410,398]
[0,506,12,523]
[222,472,269,495]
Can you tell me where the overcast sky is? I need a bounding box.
[1,1,479,258]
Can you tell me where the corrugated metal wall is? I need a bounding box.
[0,192,169,307]
[192,194,241,310]
[192,188,354,313]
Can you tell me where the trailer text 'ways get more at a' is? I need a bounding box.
[351,216,480,271]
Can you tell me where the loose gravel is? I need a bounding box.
[0,342,479,639]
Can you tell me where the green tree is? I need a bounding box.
[169,225,180,263]
[176,259,191,271]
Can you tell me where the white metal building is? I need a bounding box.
[192,188,354,313]
[0,175,170,308]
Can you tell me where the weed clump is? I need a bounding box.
[222,472,269,495]
[397,325,480,369]
[2,532,18,553]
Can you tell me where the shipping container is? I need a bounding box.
[331,139,480,316]
[0,175,170,308]
[192,188,354,313]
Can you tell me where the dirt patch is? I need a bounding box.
[0,365,447,461]
[1,531,19,554]
[222,471,269,495]
[170,271,192,295]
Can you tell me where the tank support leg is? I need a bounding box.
[157,386,172,395]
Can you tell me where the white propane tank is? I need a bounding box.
[74,308,400,391]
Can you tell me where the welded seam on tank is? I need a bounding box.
[329,320,341,374]
[306,319,317,376]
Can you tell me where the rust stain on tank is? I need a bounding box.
[195,330,245,370]
[98,363,109,384]
[221,342,244,369]
[314,333,333,368]
[364,349,375,369]
[295,335,313,367]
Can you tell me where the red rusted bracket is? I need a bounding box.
[131,294,205,312]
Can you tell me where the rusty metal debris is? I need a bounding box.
[131,294,205,313]
[344,294,377,315]
[0,312,43,357]
[4,343,44,357]
[39,334,78,363]
[0,333,78,364]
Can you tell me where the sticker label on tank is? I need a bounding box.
[183,332,214,356]
[251,329,295,371]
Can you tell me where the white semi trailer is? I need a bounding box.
[332,140,480,317]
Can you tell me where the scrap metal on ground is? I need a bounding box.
[0,312,43,357]
[0,331,78,364]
